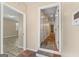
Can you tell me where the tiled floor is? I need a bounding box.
[3,36,22,57]
[7,52,16,57]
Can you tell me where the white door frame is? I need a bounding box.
[1,2,4,54]
[0,3,26,54]
[38,3,61,54]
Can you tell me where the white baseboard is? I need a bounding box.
[26,48,38,52]
[4,35,17,39]
[36,53,48,57]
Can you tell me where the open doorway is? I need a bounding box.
[39,3,61,54]
[0,3,26,57]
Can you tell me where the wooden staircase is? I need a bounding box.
[41,32,58,51]
[37,32,60,57]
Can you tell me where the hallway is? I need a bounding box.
[41,32,58,51]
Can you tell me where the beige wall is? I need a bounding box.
[61,3,79,57]
[3,18,17,38]
[6,2,26,13]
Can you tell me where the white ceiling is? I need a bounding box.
[41,6,57,18]
[4,5,23,23]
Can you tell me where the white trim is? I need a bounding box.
[58,3,62,52]
[4,35,17,39]
[38,5,40,50]
[23,14,27,50]
[38,3,61,54]
[1,2,4,54]
[1,3,26,53]
[39,3,58,9]
[26,48,37,52]
[36,53,48,57]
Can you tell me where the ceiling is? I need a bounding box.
[4,5,23,23]
[41,6,57,18]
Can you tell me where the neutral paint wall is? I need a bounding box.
[6,2,26,13]
[3,18,17,38]
[61,2,79,57]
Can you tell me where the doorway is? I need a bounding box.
[39,3,61,54]
[0,3,26,57]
